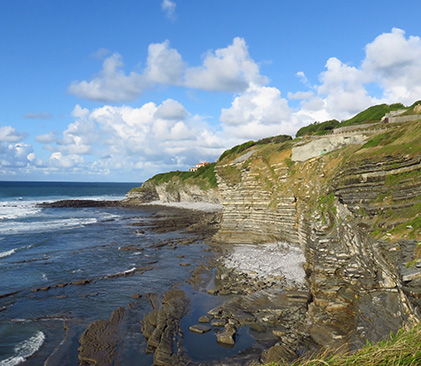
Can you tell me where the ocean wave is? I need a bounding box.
[0,245,33,260]
[0,217,98,235]
[0,331,45,366]
[0,248,16,259]
[0,201,41,221]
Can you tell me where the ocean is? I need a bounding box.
[0,181,252,365]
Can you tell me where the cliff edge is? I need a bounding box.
[126,107,421,354]
[214,119,420,350]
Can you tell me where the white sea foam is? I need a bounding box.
[0,201,41,221]
[0,217,98,235]
[223,242,306,286]
[0,244,32,260]
[123,267,137,275]
[0,331,45,366]
[0,248,16,258]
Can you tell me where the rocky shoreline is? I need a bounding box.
[44,199,316,365]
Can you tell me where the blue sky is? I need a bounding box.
[1,0,421,182]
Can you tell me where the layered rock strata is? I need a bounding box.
[141,289,189,366]
[126,180,220,204]
[213,124,421,350]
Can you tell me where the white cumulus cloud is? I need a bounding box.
[292,28,421,122]
[69,38,267,103]
[0,126,26,142]
[68,53,146,102]
[144,41,185,85]
[0,142,34,168]
[220,84,298,139]
[185,37,268,92]
[40,100,229,180]
[362,27,421,104]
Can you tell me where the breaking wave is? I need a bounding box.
[0,331,45,366]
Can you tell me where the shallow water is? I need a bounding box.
[0,182,256,365]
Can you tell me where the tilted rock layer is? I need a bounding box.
[129,120,421,351]
[214,121,421,350]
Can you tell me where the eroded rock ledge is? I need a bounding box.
[212,122,421,352]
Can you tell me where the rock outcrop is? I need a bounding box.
[128,119,420,355]
[213,121,421,350]
[141,289,189,366]
[126,178,220,204]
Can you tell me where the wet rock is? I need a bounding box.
[131,293,142,299]
[273,330,286,338]
[0,290,20,299]
[211,318,226,327]
[141,288,189,366]
[72,279,91,286]
[189,324,211,334]
[198,315,212,323]
[80,292,98,298]
[118,244,143,251]
[39,199,121,208]
[179,263,191,267]
[216,324,236,346]
[207,288,218,295]
[78,306,125,366]
[141,310,158,340]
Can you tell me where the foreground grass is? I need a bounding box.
[266,323,421,366]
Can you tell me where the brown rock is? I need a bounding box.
[78,306,125,366]
[211,318,226,327]
[216,324,236,345]
[207,288,218,295]
[263,344,296,363]
[198,315,212,323]
[189,324,211,334]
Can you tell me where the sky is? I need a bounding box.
[1,0,421,183]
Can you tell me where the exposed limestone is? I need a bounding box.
[141,288,189,366]
[213,125,421,351]
[214,157,299,244]
[126,180,220,204]
[78,307,125,366]
[291,134,368,162]
[216,323,236,345]
[189,324,211,333]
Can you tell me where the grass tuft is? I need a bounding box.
[264,323,421,366]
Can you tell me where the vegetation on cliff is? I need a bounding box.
[296,120,340,137]
[130,162,217,193]
[296,102,413,137]
[340,103,405,126]
[218,134,292,162]
[401,100,421,116]
[264,323,421,366]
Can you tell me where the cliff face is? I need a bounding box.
[126,180,220,203]
[126,119,420,350]
[125,164,220,204]
[214,121,421,349]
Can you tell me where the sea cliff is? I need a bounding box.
[127,114,421,356]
